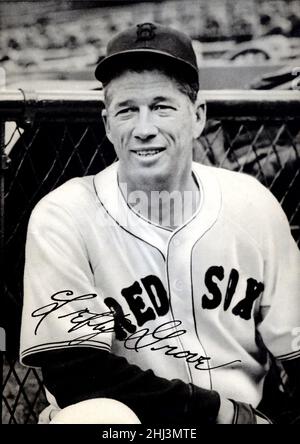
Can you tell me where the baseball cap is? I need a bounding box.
[95,22,199,87]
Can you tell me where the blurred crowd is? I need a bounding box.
[0,17,107,72]
[0,0,299,75]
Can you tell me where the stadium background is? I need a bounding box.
[1,0,300,90]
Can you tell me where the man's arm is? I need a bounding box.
[41,347,272,424]
[41,348,221,424]
[257,357,300,424]
[281,358,300,423]
[283,358,300,398]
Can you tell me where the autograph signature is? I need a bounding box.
[33,291,96,332]
[31,290,241,371]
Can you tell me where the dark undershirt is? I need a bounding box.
[41,347,220,424]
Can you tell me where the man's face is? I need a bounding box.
[102,69,205,188]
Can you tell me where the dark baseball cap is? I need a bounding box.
[95,22,199,87]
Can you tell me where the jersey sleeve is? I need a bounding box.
[257,189,300,363]
[20,197,113,367]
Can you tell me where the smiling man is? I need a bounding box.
[20,23,300,424]
[102,67,202,229]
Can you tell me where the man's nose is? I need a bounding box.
[132,108,158,140]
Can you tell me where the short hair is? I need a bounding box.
[103,57,199,105]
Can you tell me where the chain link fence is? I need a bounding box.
[1,89,300,423]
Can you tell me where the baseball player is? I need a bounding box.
[20,23,300,424]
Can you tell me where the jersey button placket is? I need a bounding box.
[171,237,182,293]
[172,238,182,293]
[166,235,195,383]
[174,279,183,291]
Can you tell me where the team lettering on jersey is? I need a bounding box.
[105,266,264,341]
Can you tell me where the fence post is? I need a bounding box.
[0,119,9,424]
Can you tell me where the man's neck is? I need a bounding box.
[118,170,200,230]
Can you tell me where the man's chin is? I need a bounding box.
[132,167,172,188]
[119,157,173,188]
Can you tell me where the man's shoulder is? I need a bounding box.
[34,163,117,212]
[193,162,287,235]
[194,162,259,186]
[193,162,274,204]
[30,163,119,227]
[36,175,95,211]
[211,165,282,213]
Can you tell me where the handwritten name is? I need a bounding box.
[123,321,240,370]
[31,291,241,371]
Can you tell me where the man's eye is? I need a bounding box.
[153,104,175,111]
[116,107,136,116]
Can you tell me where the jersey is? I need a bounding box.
[20,161,300,407]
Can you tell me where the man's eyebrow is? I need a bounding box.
[115,100,135,108]
[112,96,175,108]
[152,96,174,103]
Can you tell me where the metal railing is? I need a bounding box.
[1,89,300,423]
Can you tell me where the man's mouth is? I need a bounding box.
[131,148,166,157]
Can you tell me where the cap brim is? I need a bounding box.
[95,49,199,86]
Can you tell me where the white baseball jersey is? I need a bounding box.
[20,161,300,407]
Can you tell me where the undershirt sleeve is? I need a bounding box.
[41,347,220,424]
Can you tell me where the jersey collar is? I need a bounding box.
[93,161,222,255]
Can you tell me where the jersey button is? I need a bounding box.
[174,279,183,291]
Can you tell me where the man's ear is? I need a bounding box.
[101,109,113,143]
[193,94,207,139]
